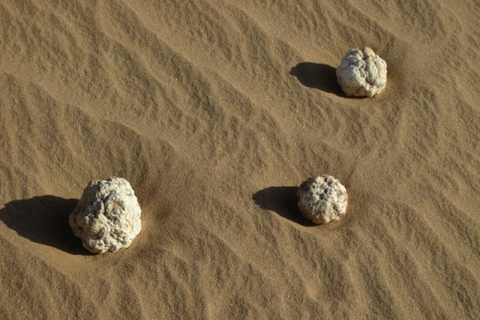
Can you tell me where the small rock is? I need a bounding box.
[336,47,387,97]
[297,175,348,224]
[69,177,142,254]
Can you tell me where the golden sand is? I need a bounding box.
[1,0,479,318]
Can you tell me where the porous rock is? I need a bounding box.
[297,174,348,224]
[336,47,387,97]
[69,177,142,254]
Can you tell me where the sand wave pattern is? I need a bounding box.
[1,0,479,319]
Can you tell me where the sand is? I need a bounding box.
[1,0,479,319]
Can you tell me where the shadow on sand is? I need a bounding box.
[252,186,316,227]
[0,196,91,255]
[290,62,344,96]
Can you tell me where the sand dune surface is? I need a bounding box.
[1,0,479,319]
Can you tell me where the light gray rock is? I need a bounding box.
[69,177,142,254]
[336,47,387,97]
[297,174,348,224]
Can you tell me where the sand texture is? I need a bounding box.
[1,0,479,319]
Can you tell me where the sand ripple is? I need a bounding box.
[1,0,479,319]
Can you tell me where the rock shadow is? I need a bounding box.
[252,187,316,226]
[0,196,91,255]
[290,62,344,96]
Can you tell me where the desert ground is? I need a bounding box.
[1,0,479,319]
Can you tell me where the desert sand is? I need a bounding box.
[1,0,479,319]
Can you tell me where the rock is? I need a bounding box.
[336,47,387,97]
[69,177,142,254]
[297,174,348,224]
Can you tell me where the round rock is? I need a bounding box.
[336,47,387,97]
[297,174,348,224]
[69,177,142,254]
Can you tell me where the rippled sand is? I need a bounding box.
[1,0,479,319]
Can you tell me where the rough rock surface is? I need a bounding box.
[297,175,348,224]
[69,177,142,254]
[336,47,387,97]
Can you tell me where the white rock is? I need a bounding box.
[336,47,387,97]
[69,177,142,254]
[297,175,348,224]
